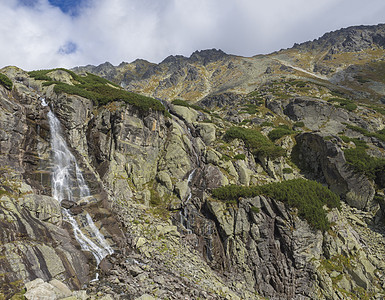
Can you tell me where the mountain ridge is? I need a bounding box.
[72,23,385,104]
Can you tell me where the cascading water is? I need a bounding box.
[179,169,196,234]
[42,98,113,265]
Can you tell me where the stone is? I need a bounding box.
[71,290,88,300]
[49,279,72,298]
[207,201,234,238]
[25,278,45,291]
[128,265,143,277]
[136,237,147,248]
[61,199,77,209]
[206,148,221,165]
[337,276,352,293]
[156,225,180,237]
[25,282,57,300]
[196,122,216,145]
[135,294,156,300]
[172,106,198,124]
[174,180,189,200]
[156,171,173,191]
[235,160,251,185]
[348,268,369,289]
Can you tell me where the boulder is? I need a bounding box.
[195,122,216,145]
[172,106,198,124]
[61,199,77,209]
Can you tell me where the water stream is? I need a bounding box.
[43,99,113,265]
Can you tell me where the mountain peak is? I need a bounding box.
[189,48,228,64]
[293,23,385,53]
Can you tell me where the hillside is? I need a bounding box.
[0,24,384,299]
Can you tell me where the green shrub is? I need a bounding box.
[340,135,351,143]
[212,178,340,231]
[354,75,370,84]
[372,106,385,115]
[268,125,294,141]
[283,167,293,174]
[224,126,285,159]
[28,68,169,115]
[42,81,59,87]
[342,102,357,111]
[288,80,307,88]
[345,124,385,142]
[251,206,260,213]
[0,73,13,90]
[328,98,357,112]
[241,104,259,114]
[233,153,246,160]
[28,70,52,81]
[239,119,252,125]
[260,121,273,127]
[294,121,305,128]
[221,154,231,162]
[342,137,385,187]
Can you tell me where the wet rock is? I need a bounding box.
[61,199,77,209]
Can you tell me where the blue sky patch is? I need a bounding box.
[18,0,86,16]
[58,41,78,55]
[48,0,86,16]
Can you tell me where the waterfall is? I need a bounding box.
[43,99,113,265]
[179,169,196,234]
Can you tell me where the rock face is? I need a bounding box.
[266,96,378,135]
[293,24,385,54]
[0,70,126,298]
[295,132,376,210]
[0,24,385,299]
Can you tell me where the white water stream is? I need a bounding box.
[43,99,113,265]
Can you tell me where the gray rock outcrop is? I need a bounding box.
[296,132,376,210]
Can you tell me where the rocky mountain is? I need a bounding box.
[74,24,385,104]
[0,24,385,299]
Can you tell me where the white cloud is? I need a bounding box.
[0,0,384,70]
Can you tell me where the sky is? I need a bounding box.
[1,0,385,70]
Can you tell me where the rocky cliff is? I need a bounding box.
[0,24,385,300]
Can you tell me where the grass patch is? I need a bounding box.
[149,188,170,220]
[233,153,246,160]
[0,73,12,90]
[224,126,285,159]
[212,178,340,231]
